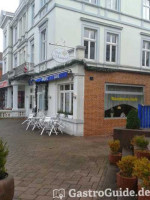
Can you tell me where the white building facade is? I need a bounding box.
[1,0,150,136]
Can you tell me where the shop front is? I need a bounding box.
[30,64,85,136]
[84,69,150,136]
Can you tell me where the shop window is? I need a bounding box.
[84,28,96,60]
[29,88,34,109]
[59,84,74,114]
[104,84,144,118]
[37,85,45,111]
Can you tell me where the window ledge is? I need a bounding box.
[104,117,127,120]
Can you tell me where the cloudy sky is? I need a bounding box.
[0,0,19,52]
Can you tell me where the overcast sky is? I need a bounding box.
[0,0,19,52]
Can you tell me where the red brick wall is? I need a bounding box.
[84,70,150,136]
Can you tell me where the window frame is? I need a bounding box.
[31,3,35,27]
[104,83,144,119]
[83,0,98,5]
[141,37,150,68]
[143,0,150,20]
[106,0,120,11]
[104,29,121,65]
[58,83,74,114]
[82,24,100,62]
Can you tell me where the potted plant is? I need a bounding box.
[57,110,65,118]
[0,138,14,200]
[67,112,73,119]
[133,158,150,200]
[132,136,150,160]
[108,140,122,165]
[117,155,137,191]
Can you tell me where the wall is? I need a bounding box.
[84,70,150,136]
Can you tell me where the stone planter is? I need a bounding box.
[134,150,150,160]
[109,153,122,165]
[0,174,14,200]
[117,172,137,191]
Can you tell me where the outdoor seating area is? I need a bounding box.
[22,113,65,136]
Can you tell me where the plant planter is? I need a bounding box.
[0,174,14,200]
[138,185,150,200]
[134,150,150,160]
[68,115,73,119]
[59,114,65,118]
[109,153,122,165]
[117,172,137,191]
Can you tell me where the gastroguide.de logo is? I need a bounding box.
[53,189,65,199]
[53,188,150,199]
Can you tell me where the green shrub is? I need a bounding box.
[126,109,140,129]
[117,155,137,177]
[108,140,120,154]
[132,135,149,150]
[0,138,9,179]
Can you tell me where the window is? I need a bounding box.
[19,18,22,38]
[142,40,150,67]
[59,84,74,114]
[14,26,18,44]
[107,0,118,11]
[4,31,7,49]
[29,88,34,109]
[143,0,150,20]
[41,0,46,7]
[30,40,34,63]
[84,28,96,60]
[84,0,97,4]
[41,29,47,61]
[31,3,35,26]
[106,32,118,63]
[37,85,45,111]
[3,58,7,74]
[14,54,18,68]
[105,84,144,118]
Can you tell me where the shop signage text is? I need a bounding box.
[0,80,8,89]
[35,72,68,83]
[111,97,138,102]
[52,48,70,63]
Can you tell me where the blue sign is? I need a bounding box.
[30,72,68,84]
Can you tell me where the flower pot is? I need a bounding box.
[117,172,137,191]
[0,174,14,200]
[68,115,73,119]
[59,114,65,118]
[134,150,150,160]
[109,153,122,165]
[138,185,150,200]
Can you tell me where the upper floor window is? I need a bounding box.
[84,28,96,60]
[31,3,35,26]
[14,26,18,44]
[41,29,47,61]
[106,33,118,63]
[30,40,34,63]
[14,54,18,68]
[143,0,150,20]
[142,40,150,67]
[4,31,7,49]
[107,0,118,11]
[41,0,47,7]
[84,0,97,4]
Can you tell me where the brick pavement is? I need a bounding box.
[0,119,113,200]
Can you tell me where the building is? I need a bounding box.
[1,0,150,136]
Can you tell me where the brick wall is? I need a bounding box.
[84,70,150,136]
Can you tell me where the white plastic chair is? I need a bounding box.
[40,117,52,136]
